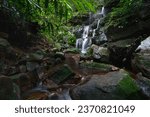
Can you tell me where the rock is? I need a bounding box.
[26,62,40,71]
[24,91,49,100]
[0,32,8,39]
[1,65,18,76]
[0,37,10,48]
[79,61,119,73]
[48,89,72,100]
[43,79,58,89]
[0,37,13,55]
[0,76,19,99]
[135,73,150,99]
[32,51,44,60]
[54,52,65,60]
[91,44,109,63]
[49,65,75,84]
[19,65,27,73]
[73,27,83,38]
[108,39,141,67]
[22,88,49,100]
[26,51,44,62]
[132,52,150,78]
[63,48,80,54]
[70,69,144,100]
[105,1,150,42]
[10,72,38,95]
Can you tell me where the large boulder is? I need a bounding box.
[91,44,109,63]
[70,69,144,100]
[108,39,141,67]
[135,73,150,99]
[0,37,13,55]
[79,61,118,73]
[132,52,150,78]
[0,76,19,99]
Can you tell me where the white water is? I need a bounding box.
[82,26,90,39]
[81,26,90,53]
[92,19,100,37]
[137,36,150,51]
[101,6,105,16]
[76,6,106,54]
[76,38,82,48]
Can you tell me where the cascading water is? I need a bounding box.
[76,6,107,54]
[101,6,105,16]
[81,26,90,53]
[92,19,100,38]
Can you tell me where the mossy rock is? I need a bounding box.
[114,71,141,99]
[50,65,75,84]
[64,48,80,54]
[70,69,145,100]
[79,61,116,72]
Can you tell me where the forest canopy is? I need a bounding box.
[0,0,98,43]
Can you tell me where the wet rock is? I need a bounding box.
[0,37,13,55]
[22,85,49,100]
[26,51,44,62]
[54,52,65,60]
[135,73,150,99]
[10,72,38,94]
[43,79,58,89]
[1,65,18,76]
[70,69,144,100]
[0,76,19,99]
[63,48,80,54]
[132,52,150,78]
[19,65,27,73]
[24,91,49,100]
[26,62,40,71]
[48,89,72,100]
[49,65,75,84]
[108,39,141,67]
[79,61,118,73]
[91,44,109,63]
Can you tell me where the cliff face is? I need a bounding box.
[102,0,150,67]
[104,0,150,42]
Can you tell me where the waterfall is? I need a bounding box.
[81,26,90,53]
[82,26,89,39]
[136,36,150,51]
[75,6,107,54]
[101,6,105,16]
[92,19,100,37]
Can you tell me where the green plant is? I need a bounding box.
[105,0,143,27]
[0,0,96,40]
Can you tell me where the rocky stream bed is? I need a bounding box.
[0,36,150,100]
[0,0,150,100]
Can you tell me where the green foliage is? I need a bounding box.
[105,0,143,27]
[0,0,96,44]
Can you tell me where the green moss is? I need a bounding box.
[51,65,74,84]
[80,62,112,71]
[115,71,141,99]
[64,48,80,54]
